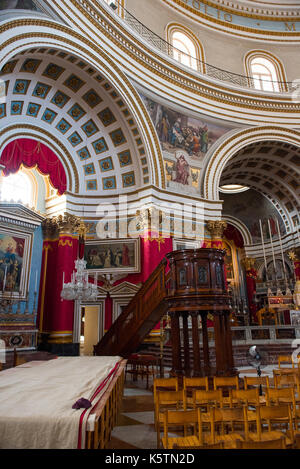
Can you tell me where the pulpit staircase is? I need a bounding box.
[94,259,170,358]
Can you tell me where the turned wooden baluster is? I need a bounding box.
[191,313,202,377]
[214,313,226,376]
[201,312,210,374]
[170,311,182,375]
[223,312,235,374]
[182,314,191,376]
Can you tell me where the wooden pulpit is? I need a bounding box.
[166,248,236,377]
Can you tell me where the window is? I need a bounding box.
[250,57,279,92]
[171,31,198,70]
[245,51,287,93]
[167,24,205,73]
[1,171,32,205]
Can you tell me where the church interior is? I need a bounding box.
[1,0,300,451]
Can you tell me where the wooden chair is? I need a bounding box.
[160,409,199,449]
[250,404,294,447]
[274,373,300,392]
[192,389,223,412]
[155,390,186,449]
[230,388,261,407]
[183,376,209,407]
[236,436,286,449]
[153,377,179,402]
[207,406,249,449]
[294,433,300,449]
[266,387,296,407]
[213,376,239,393]
[213,376,240,406]
[244,375,270,392]
[173,441,224,449]
[278,355,295,369]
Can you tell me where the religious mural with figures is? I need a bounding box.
[0,233,24,292]
[140,94,232,194]
[84,239,140,273]
[222,189,286,244]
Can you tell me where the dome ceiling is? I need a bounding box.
[0,48,150,195]
[220,140,300,233]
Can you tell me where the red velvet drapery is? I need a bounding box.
[0,138,67,195]
[224,224,244,248]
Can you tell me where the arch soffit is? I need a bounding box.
[222,214,252,246]
[0,19,165,190]
[203,126,300,201]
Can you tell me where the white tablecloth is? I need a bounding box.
[0,356,122,449]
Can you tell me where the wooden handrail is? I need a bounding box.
[94,258,169,357]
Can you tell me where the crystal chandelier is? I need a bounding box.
[60,259,98,302]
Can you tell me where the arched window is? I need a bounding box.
[245,51,287,93]
[167,24,205,73]
[171,31,198,70]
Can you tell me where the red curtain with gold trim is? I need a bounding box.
[0,138,67,195]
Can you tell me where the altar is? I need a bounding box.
[0,356,126,449]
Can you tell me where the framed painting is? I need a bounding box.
[84,238,140,274]
[173,238,201,251]
[0,227,32,299]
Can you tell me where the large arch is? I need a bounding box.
[0,17,165,190]
[203,126,300,202]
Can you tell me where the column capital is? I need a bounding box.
[206,220,227,240]
[42,213,89,239]
[242,257,257,271]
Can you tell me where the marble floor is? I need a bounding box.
[107,364,283,450]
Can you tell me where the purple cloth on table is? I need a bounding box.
[72,398,92,410]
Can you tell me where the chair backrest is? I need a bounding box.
[183,376,209,392]
[173,441,225,449]
[213,376,239,391]
[266,387,296,406]
[274,373,298,390]
[155,389,186,419]
[236,437,286,449]
[209,406,249,442]
[230,388,260,406]
[162,409,198,448]
[153,377,179,401]
[256,404,294,441]
[278,355,295,368]
[244,375,270,390]
[192,389,223,409]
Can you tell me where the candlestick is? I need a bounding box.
[259,219,269,284]
[268,219,279,292]
[276,218,288,291]
[3,265,7,292]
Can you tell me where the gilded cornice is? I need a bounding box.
[168,0,300,21]
[55,2,300,112]
[162,0,300,40]
[2,15,300,125]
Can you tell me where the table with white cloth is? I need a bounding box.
[0,356,126,449]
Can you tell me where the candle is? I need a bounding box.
[259,219,269,283]
[268,219,278,289]
[62,272,65,287]
[35,270,38,292]
[3,265,7,292]
[276,218,288,288]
